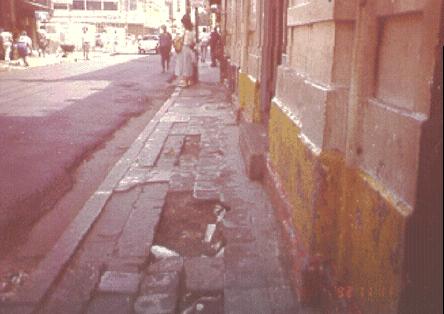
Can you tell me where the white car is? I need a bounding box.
[138,35,159,54]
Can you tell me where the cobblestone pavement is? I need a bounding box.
[0,65,300,314]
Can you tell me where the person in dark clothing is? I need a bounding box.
[17,31,32,67]
[159,25,172,72]
[209,27,221,67]
[37,30,49,57]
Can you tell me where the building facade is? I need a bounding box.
[221,0,443,313]
[50,0,169,35]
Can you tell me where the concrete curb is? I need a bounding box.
[0,87,182,313]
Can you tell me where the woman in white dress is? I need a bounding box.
[175,14,196,87]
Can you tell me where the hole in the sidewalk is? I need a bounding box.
[178,135,201,164]
[152,192,227,258]
[179,291,224,314]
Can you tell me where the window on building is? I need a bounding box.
[53,3,68,9]
[86,1,101,10]
[103,1,118,10]
[72,0,85,10]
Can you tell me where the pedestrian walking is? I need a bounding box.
[37,28,49,57]
[199,27,210,63]
[17,31,32,67]
[81,27,91,60]
[175,14,196,87]
[159,25,172,73]
[113,30,119,54]
[209,27,221,67]
[0,28,13,63]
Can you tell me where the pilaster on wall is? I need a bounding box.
[237,0,263,123]
[270,0,356,271]
[276,0,356,151]
[227,0,242,68]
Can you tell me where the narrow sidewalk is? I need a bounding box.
[0,64,299,314]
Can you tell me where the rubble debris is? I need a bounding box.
[214,206,226,223]
[203,224,217,243]
[196,303,204,311]
[151,245,180,259]
[10,271,28,286]
[215,247,224,258]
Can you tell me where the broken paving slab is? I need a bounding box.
[184,257,224,292]
[91,187,141,238]
[139,272,180,295]
[133,293,177,314]
[160,112,191,123]
[150,246,180,260]
[138,127,171,168]
[106,257,146,273]
[86,294,133,314]
[117,207,159,258]
[144,169,172,183]
[114,167,150,192]
[98,271,141,295]
[193,181,220,201]
[146,257,184,274]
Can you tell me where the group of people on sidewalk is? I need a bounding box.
[157,13,223,88]
[0,27,50,67]
[0,29,35,67]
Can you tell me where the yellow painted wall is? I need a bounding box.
[269,101,407,312]
[239,72,261,123]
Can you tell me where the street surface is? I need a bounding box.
[0,53,174,262]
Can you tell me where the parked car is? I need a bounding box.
[138,35,159,54]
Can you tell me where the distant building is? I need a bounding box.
[50,0,169,36]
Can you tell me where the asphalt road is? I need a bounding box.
[0,54,175,252]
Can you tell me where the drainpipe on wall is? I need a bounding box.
[259,0,272,125]
[240,0,249,74]
[344,0,377,168]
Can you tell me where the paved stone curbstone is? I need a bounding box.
[147,257,184,274]
[133,293,177,314]
[98,271,141,295]
[86,294,133,314]
[140,272,180,295]
[106,257,146,273]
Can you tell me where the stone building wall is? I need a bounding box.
[222,0,443,312]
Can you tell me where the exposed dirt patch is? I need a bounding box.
[153,192,226,258]
[179,291,224,314]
